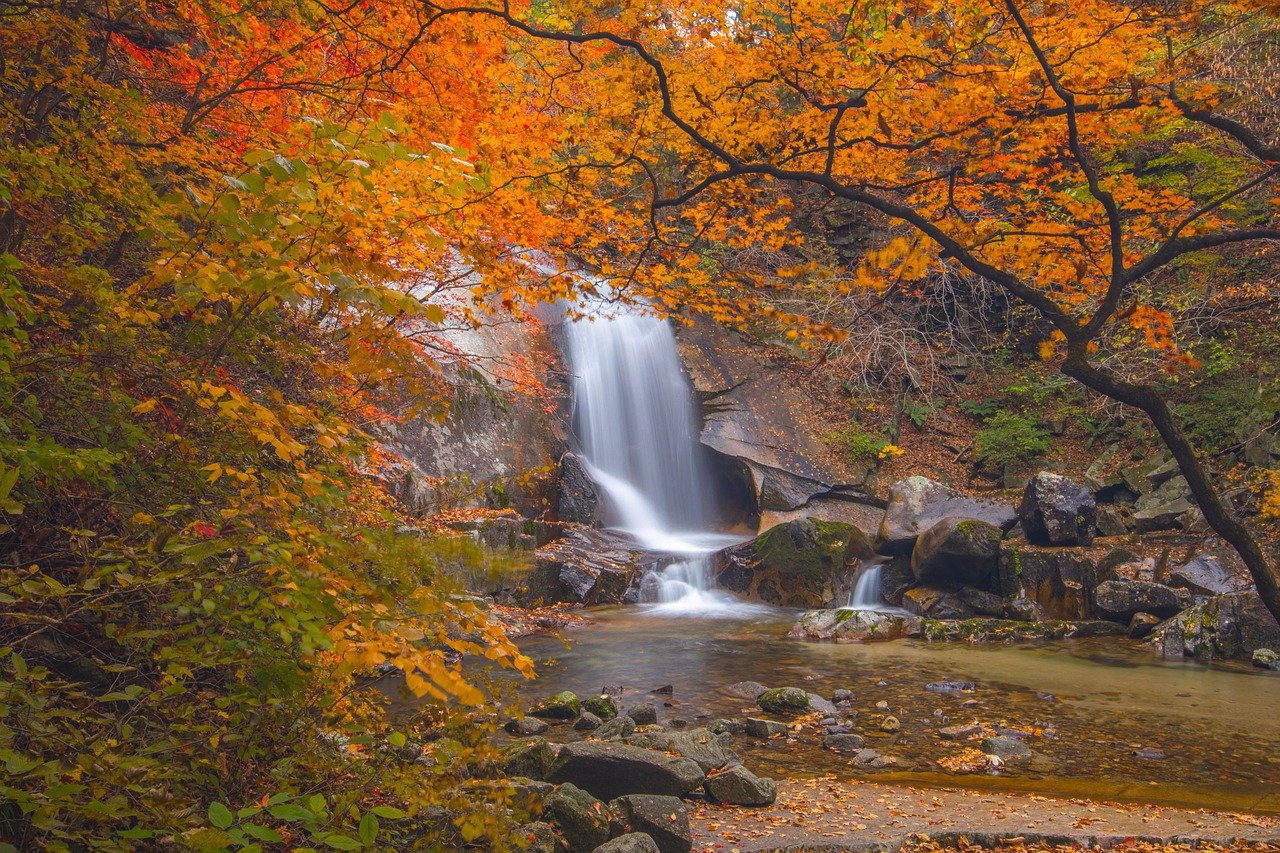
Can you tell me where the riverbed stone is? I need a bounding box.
[593,715,637,741]
[607,795,691,853]
[1019,472,1096,546]
[911,517,1003,585]
[787,608,921,642]
[877,477,1016,555]
[745,718,789,738]
[703,764,777,806]
[531,691,581,720]
[548,742,705,801]
[1094,580,1182,621]
[575,712,604,732]
[506,716,550,737]
[939,722,980,740]
[981,735,1032,760]
[879,716,901,733]
[852,748,894,769]
[626,703,658,725]
[1253,648,1280,671]
[1154,590,1280,660]
[595,834,661,853]
[724,681,769,699]
[823,733,866,751]
[582,694,619,721]
[756,687,810,714]
[545,783,610,851]
[714,518,874,608]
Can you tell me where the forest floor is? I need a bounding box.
[688,777,1280,851]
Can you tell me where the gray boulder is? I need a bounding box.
[548,742,705,801]
[723,681,769,699]
[877,477,1016,555]
[703,764,777,806]
[583,694,619,720]
[714,518,874,608]
[575,712,604,732]
[594,834,661,853]
[1253,649,1280,671]
[593,715,637,741]
[1018,472,1096,546]
[1169,554,1245,596]
[823,733,866,752]
[902,586,974,620]
[506,716,550,737]
[787,608,921,642]
[515,821,559,853]
[1094,580,1182,621]
[981,735,1032,760]
[1134,498,1195,532]
[524,528,649,606]
[607,795,691,853]
[910,517,1003,585]
[625,703,658,725]
[503,738,557,781]
[545,783,610,851]
[744,718,788,738]
[627,728,734,773]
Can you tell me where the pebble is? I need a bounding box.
[924,681,976,693]
[875,700,890,710]
[880,716,901,733]
[1133,747,1166,760]
[939,722,980,740]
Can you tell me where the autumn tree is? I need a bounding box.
[423,0,1280,621]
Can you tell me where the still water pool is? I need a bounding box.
[505,607,1280,813]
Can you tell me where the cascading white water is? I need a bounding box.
[563,304,766,617]
[847,560,888,610]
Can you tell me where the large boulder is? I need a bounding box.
[910,517,1003,585]
[545,783,610,851]
[548,742,705,801]
[714,518,873,608]
[702,764,777,806]
[787,608,921,642]
[607,795,692,853]
[902,585,1003,620]
[523,528,651,606]
[1133,474,1195,532]
[1154,590,1280,661]
[530,691,581,720]
[557,452,600,525]
[595,834,662,853]
[1093,580,1183,621]
[1169,554,1246,596]
[876,477,1016,555]
[1018,473,1096,546]
[503,738,557,780]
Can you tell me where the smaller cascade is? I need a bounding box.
[847,559,890,611]
[643,553,772,617]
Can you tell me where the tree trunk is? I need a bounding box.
[1061,351,1280,625]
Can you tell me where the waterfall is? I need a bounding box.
[847,560,888,610]
[563,304,765,617]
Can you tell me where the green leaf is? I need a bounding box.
[387,732,406,748]
[317,832,363,850]
[268,803,314,822]
[241,823,283,842]
[208,801,234,830]
[358,813,379,845]
[370,806,405,819]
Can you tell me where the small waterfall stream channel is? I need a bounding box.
[496,304,1280,814]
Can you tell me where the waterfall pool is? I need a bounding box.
[500,606,1280,814]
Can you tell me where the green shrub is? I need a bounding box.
[824,420,903,464]
[974,411,1052,469]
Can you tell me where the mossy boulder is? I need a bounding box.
[713,518,873,607]
[583,694,619,720]
[1154,590,1280,661]
[530,690,581,720]
[756,686,810,714]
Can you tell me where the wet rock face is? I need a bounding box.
[877,477,1016,555]
[521,528,652,606]
[1018,472,1097,546]
[1093,580,1183,621]
[996,542,1126,619]
[556,452,599,525]
[910,517,1003,586]
[702,764,777,806]
[714,518,873,608]
[545,783,610,851]
[1155,590,1280,661]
